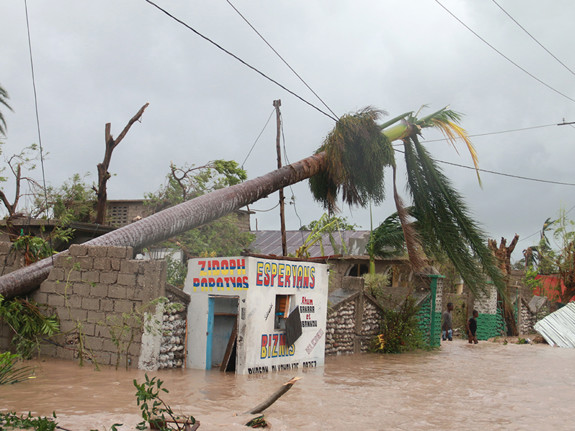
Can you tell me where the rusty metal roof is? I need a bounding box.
[534,302,575,348]
[250,230,370,258]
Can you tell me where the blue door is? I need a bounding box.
[206,297,215,370]
[206,296,239,370]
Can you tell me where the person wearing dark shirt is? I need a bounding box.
[442,302,453,341]
[467,309,478,344]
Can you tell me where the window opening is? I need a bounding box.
[347,263,369,277]
[274,294,294,331]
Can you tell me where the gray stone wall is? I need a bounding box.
[519,298,536,334]
[325,297,356,355]
[159,285,189,369]
[325,293,385,355]
[358,298,385,352]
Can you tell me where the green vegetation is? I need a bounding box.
[0,83,12,137]
[309,107,504,297]
[134,374,195,430]
[0,352,34,385]
[166,256,187,288]
[522,210,575,303]
[371,297,425,353]
[146,160,254,259]
[0,412,58,431]
[363,272,391,305]
[300,214,357,231]
[37,173,97,222]
[294,213,351,258]
[0,294,59,358]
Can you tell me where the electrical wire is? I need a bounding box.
[250,202,280,212]
[490,0,575,78]
[421,122,558,143]
[143,0,339,122]
[225,0,339,121]
[240,108,275,169]
[393,147,575,187]
[436,159,575,187]
[279,111,305,235]
[24,0,55,263]
[434,0,575,104]
[24,0,49,214]
[518,203,575,244]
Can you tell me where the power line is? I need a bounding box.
[143,0,338,122]
[279,110,305,231]
[422,122,558,143]
[225,0,339,120]
[250,202,280,212]
[490,0,575,78]
[434,0,575,104]
[241,108,275,169]
[24,0,54,261]
[437,159,575,187]
[393,147,575,187]
[518,203,575,244]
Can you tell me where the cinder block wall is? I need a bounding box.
[0,243,171,368]
[0,243,26,348]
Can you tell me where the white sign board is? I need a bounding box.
[184,256,329,374]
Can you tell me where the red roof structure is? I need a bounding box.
[534,274,574,303]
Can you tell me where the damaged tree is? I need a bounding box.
[488,235,520,335]
[93,103,149,225]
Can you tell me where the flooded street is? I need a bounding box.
[2,339,575,430]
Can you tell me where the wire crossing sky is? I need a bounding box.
[2,0,575,263]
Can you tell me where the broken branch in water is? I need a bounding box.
[246,376,301,415]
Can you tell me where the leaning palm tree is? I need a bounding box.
[0,84,13,137]
[0,106,503,298]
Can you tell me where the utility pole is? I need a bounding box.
[274,99,287,256]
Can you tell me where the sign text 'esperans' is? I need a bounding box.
[256,261,316,288]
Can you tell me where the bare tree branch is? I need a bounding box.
[94,103,149,224]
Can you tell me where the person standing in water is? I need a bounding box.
[467,309,479,344]
[442,302,454,341]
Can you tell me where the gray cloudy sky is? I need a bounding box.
[2,0,575,262]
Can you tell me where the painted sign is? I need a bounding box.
[184,256,328,374]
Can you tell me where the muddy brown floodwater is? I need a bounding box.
[2,339,575,430]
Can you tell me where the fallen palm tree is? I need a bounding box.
[0,107,504,299]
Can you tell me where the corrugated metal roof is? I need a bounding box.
[250,230,370,258]
[534,302,575,348]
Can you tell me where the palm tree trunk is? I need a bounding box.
[0,153,327,298]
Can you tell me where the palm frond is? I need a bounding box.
[0,84,13,137]
[369,211,409,259]
[403,134,504,296]
[414,108,481,186]
[309,107,393,212]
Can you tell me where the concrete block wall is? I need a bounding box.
[0,241,26,277]
[32,244,167,367]
[0,243,27,349]
[0,242,177,369]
